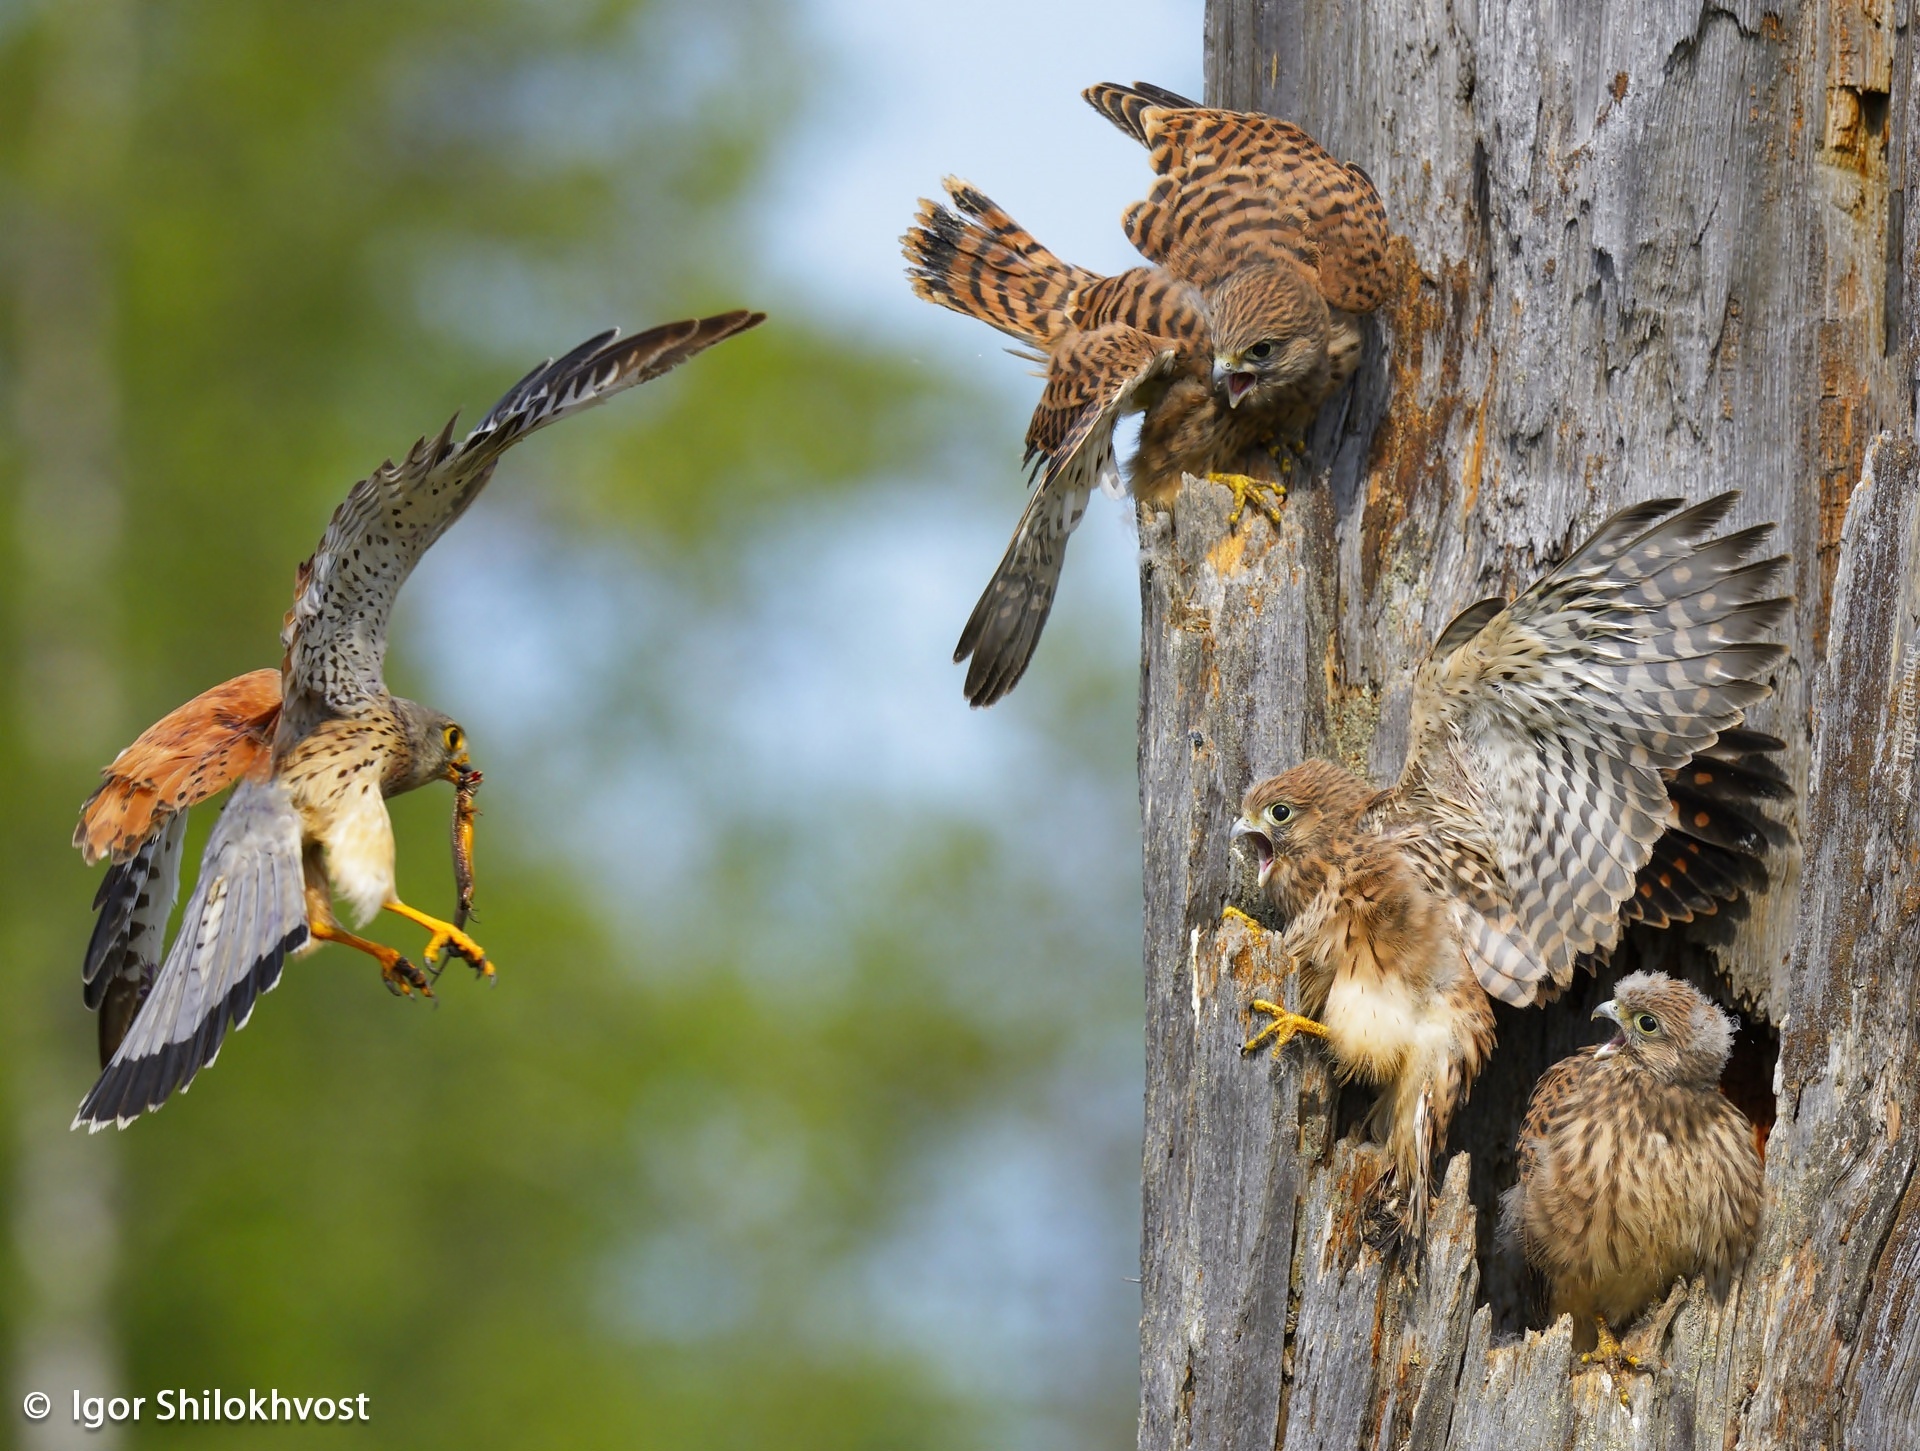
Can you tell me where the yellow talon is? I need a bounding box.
[1205,471,1289,531]
[1221,904,1266,933]
[1243,999,1330,1056]
[384,899,495,980]
[1581,1317,1647,1403]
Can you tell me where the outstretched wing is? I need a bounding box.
[1623,726,1790,930]
[74,779,309,1130]
[1384,494,1790,1005]
[1084,82,1392,313]
[955,328,1176,707]
[281,311,765,724]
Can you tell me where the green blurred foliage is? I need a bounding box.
[0,1,1138,1448]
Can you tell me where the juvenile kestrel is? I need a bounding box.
[71,310,764,1129]
[1504,971,1762,1371]
[1229,495,1788,1238]
[903,81,1391,706]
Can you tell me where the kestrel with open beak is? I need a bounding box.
[1230,494,1789,1239]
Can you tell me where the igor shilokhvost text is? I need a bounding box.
[68,1388,371,1428]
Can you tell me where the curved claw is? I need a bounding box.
[1206,471,1290,532]
[381,955,433,999]
[386,899,496,982]
[1243,999,1330,1056]
[424,927,494,981]
[1581,1318,1650,1404]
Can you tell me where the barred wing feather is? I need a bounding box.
[281,311,764,720]
[74,780,309,1130]
[1387,494,1790,1005]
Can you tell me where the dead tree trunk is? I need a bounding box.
[1138,2,1918,1446]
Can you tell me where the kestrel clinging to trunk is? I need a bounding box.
[902,81,1392,707]
[1503,972,1762,1372]
[70,310,764,1130]
[1229,495,1789,1238]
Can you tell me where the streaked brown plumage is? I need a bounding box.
[1504,972,1762,1361]
[71,311,763,1129]
[1231,495,1789,1239]
[903,81,1391,707]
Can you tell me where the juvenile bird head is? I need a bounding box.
[1233,759,1374,914]
[389,697,472,796]
[1592,971,1736,1088]
[1209,263,1331,409]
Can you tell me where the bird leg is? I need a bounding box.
[1205,472,1289,532]
[308,919,433,999]
[384,899,494,981]
[1243,999,1330,1055]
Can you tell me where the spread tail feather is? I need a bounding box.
[903,179,1096,347]
[1082,81,1201,143]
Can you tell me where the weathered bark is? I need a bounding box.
[1138,2,1918,1446]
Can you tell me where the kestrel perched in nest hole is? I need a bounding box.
[1503,972,1763,1376]
[903,81,1391,706]
[70,310,764,1130]
[1228,495,1790,1240]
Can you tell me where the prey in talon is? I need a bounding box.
[451,766,483,938]
[68,309,765,1130]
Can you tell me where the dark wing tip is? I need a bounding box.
[1128,80,1200,109]
[1430,596,1507,660]
[71,924,304,1133]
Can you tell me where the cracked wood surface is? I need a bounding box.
[1137,2,1919,1447]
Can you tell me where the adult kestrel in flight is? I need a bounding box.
[903,81,1391,706]
[1229,494,1788,1237]
[1504,972,1762,1372]
[70,310,764,1130]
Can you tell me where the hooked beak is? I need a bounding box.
[444,753,474,783]
[1212,359,1257,409]
[1592,999,1626,1058]
[1231,817,1276,887]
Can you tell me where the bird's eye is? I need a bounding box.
[444,726,463,750]
[1246,341,1275,361]
[1634,1012,1660,1035]
[1266,803,1292,825]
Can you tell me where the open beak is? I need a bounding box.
[1231,818,1276,887]
[1212,359,1257,409]
[444,752,474,783]
[1592,999,1627,1058]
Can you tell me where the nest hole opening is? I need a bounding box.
[1319,925,1783,1339]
